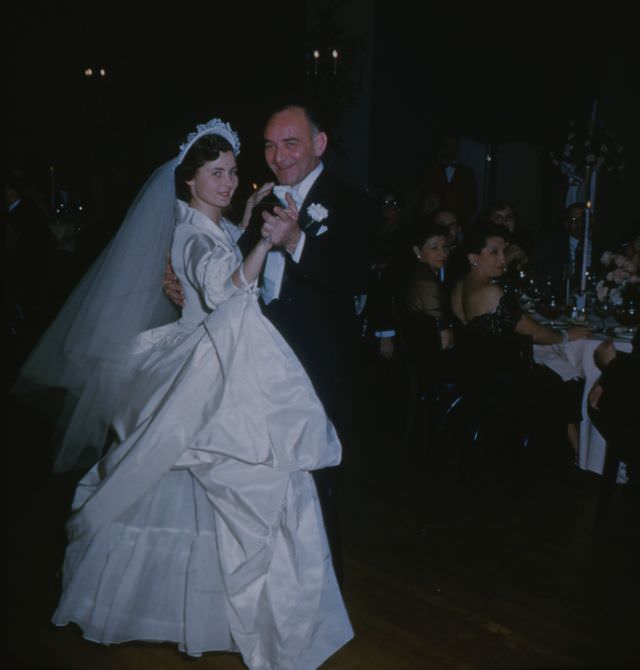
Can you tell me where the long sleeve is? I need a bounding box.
[182,233,243,308]
[405,267,451,330]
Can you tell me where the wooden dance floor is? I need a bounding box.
[6,387,640,670]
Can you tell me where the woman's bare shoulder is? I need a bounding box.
[461,282,504,318]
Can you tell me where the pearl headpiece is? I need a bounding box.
[177,118,241,164]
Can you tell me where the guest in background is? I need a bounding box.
[534,202,590,293]
[450,223,590,461]
[398,221,455,418]
[479,200,534,287]
[422,136,477,230]
[360,189,413,447]
[405,221,453,350]
[485,200,533,267]
[426,207,465,292]
[588,332,640,488]
[620,224,640,266]
[364,188,413,360]
[4,169,56,377]
[415,191,443,223]
[430,207,463,251]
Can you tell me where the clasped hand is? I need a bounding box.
[261,193,301,252]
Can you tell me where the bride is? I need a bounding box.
[24,119,353,668]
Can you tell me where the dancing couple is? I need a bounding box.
[16,105,373,669]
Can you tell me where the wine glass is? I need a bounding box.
[536,293,565,327]
[592,299,612,333]
[615,297,640,336]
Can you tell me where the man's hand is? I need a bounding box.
[163,256,184,308]
[588,381,604,410]
[261,193,301,253]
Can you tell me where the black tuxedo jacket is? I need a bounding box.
[239,169,374,434]
[589,336,640,470]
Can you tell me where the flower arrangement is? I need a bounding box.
[595,251,640,307]
[549,119,625,178]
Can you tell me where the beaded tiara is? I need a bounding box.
[177,118,241,164]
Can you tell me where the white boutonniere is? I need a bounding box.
[307,203,329,223]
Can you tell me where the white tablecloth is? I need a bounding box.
[533,337,633,474]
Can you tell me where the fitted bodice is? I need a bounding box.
[171,201,247,329]
[463,289,522,337]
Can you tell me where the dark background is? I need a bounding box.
[6,2,640,240]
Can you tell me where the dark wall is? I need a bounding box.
[7,3,307,211]
[367,4,640,238]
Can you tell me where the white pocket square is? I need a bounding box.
[316,225,328,236]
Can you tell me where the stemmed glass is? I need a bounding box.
[615,297,640,336]
[536,293,564,327]
[592,299,612,333]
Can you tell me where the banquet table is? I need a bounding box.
[533,333,633,476]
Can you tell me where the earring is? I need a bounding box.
[472,261,479,267]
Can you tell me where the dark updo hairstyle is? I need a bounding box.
[411,220,449,249]
[174,133,235,203]
[459,222,508,272]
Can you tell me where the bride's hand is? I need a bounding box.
[162,255,184,308]
[248,182,274,209]
[239,182,274,231]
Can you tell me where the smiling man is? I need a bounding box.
[240,104,374,585]
[241,105,373,437]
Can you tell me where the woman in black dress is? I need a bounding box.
[450,223,590,460]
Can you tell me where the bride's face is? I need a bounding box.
[187,151,239,214]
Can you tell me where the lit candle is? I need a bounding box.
[313,50,320,75]
[332,49,338,75]
[580,200,592,293]
[50,166,55,211]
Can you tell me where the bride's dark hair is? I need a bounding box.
[175,134,234,202]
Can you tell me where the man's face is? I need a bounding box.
[264,108,327,186]
[564,205,585,239]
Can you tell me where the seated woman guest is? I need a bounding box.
[405,221,453,350]
[396,221,459,402]
[450,223,590,460]
[482,200,533,280]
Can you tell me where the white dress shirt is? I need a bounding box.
[262,162,324,304]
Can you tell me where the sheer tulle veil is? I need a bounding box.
[13,119,241,472]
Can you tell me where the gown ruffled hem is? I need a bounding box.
[52,292,353,669]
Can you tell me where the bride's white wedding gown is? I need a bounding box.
[52,201,353,670]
